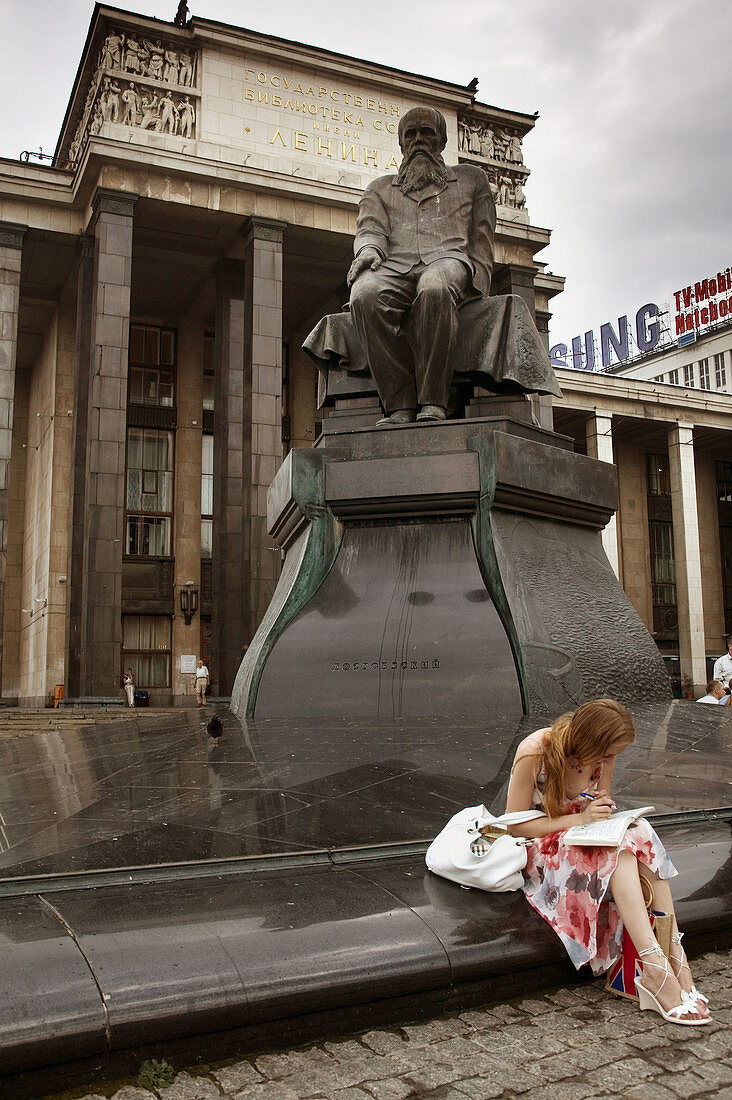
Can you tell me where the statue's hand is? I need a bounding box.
[347,247,382,287]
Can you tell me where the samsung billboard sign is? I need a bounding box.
[550,303,662,371]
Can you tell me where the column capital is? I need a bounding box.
[76,234,94,261]
[91,188,139,221]
[241,217,286,246]
[0,221,28,250]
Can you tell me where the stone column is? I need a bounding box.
[585,413,620,577]
[242,217,286,643]
[78,190,137,699]
[0,221,26,698]
[668,423,706,696]
[66,239,94,699]
[172,319,203,705]
[212,217,285,695]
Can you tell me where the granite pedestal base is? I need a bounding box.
[232,417,670,721]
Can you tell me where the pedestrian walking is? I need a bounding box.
[123,668,135,708]
[195,659,209,707]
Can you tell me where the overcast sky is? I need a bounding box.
[1,0,730,351]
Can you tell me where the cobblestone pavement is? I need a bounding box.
[45,948,731,1100]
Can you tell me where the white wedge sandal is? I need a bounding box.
[635,942,711,1025]
[670,930,709,1007]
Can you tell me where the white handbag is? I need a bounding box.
[425,804,546,892]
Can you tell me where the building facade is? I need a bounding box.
[0,6,558,705]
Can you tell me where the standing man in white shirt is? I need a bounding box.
[712,635,732,693]
[195,659,210,707]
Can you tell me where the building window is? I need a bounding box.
[715,352,727,389]
[123,615,171,687]
[648,521,677,609]
[699,358,710,389]
[201,434,213,558]
[126,428,174,555]
[646,453,671,496]
[646,452,677,637]
[129,324,176,407]
[717,461,732,504]
[203,332,214,411]
[683,363,694,387]
[668,369,679,385]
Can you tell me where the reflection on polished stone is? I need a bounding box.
[0,702,729,879]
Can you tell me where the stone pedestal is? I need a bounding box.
[232,417,671,720]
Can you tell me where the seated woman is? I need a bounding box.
[505,698,710,1025]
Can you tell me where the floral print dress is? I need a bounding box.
[523,762,677,975]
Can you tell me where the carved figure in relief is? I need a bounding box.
[467,122,482,156]
[498,174,512,206]
[121,82,141,126]
[159,91,179,133]
[146,40,165,81]
[346,106,495,423]
[124,36,144,74]
[486,170,499,203]
[493,128,508,161]
[178,52,194,86]
[140,94,161,130]
[507,131,523,165]
[514,179,526,210]
[458,120,470,153]
[90,102,104,136]
[179,96,195,138]
[101,31,124,71]
[101,78,121,122]
[164,47,180,83]
[479,126,494,159]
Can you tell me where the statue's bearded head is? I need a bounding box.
[396,107,449,194]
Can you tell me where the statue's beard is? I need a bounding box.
[396,149,448,193]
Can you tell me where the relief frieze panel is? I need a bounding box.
[458,114,531,215]
[65,26,200,168]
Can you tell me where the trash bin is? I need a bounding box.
[133,689,150,707]
[54,685,64,708]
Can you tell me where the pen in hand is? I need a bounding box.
[579,792,596,801]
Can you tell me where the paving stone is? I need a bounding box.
[623,1082,679,1100]
[402,1062,461,1092]
[111,1090,157,1100]
[255,1049,332,1079]
[660,1069,713,1096]
[452,1075,507,1100]
[586,1055,658,1092]
[360,1030,408,1056]
[690,1059,732,1089]
[514,1083,598,1100]
[694,1031,732,1061]
[212,1062,263,1091]
[162,1072,222,1099]
[324,1039,370,1060]
[646,1045,704,1073]
[625,1031,669,1052]
[362,1078,417,1100]
[231,1084,300,1100]
[458,1008,501,1030]
[331,1089,373,1099]
[399,1018,468,1046]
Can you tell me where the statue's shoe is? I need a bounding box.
[416,405,447,421]
[376,409,416,425]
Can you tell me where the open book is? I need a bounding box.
[563,806,655,847]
